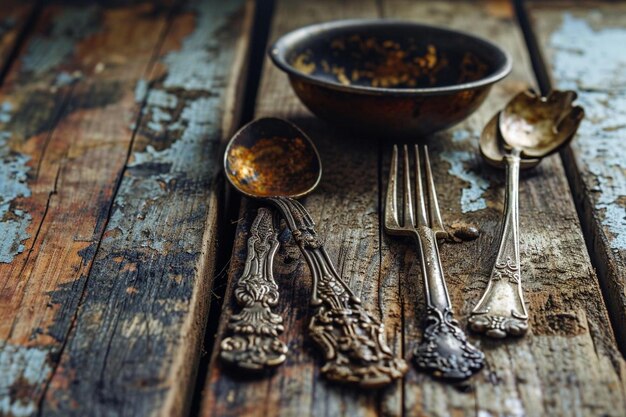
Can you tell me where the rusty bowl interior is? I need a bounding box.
[270,19,511,138]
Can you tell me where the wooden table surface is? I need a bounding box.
[0,1,624,416]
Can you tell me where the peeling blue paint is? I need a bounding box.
[148,106,172,132]
[452,129,471,143]
[569,91,626,250]
[162,1,241,90]
[0,101,11,123]
[104,177,169,253]
[134,97,217,176]
[0,343,51,417]
[147,89,178,109]
[131,96,218,175]
[550,14,626,250]
[439,127,489,213]
[22,6,99,75]
[108,0,240,255]
[134,78,148,103]
[441,149,489,213]
[0,101,32,263]
[115,92,219,254]
[54,71,80,87]
[550,13,626,91]
[3,1,246,413]
[108,0,240,254]
[137,88,180,131]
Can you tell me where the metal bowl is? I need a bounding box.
[269,19,512,137]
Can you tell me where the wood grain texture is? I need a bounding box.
[0,1,252,416]
[201,1,626,416]
[0,4,174,416]
[525,0,626,355]
[38,1,253,416]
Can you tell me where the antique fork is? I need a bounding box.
[384,144,484,380]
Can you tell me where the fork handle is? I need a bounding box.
[412,226,485,380]
[269,196,407,388]
[469,151,529,338]
[414,226,452,311]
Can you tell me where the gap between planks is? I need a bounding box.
[188,0,272,415]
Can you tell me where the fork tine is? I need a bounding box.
[384,145,400,229]
[402,145,415,227]
[414,145,429,227]
[423,145,446,235]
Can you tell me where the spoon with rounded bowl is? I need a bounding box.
[500,89,584,158]
[224,117,408,387]
[469,89,584,338]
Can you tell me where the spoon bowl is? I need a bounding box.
[479,113,540,169]
[224,117,321,198]
[499,89,584,159]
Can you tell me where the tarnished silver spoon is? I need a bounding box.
[470,89,584,338]
[224,117,407,387]
[500,89,584,158]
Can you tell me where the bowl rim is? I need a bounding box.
[269,19,513,96]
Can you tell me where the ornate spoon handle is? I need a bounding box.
[220,207,288,370]
[469,150,529,338]
[413,226,484,380]
[270,197,407,388]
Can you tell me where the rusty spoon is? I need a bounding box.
[223,117,407,387]
[470,90,584,338]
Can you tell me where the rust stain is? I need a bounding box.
[292,51,315,74]
[484,0,513,19]
[341,38,445,88]
[120,262,137,273]
[292,35,488,89]
[76,4,163,74]
[448,221,480,242]
[46,362,75,393]
[227,136,317,197]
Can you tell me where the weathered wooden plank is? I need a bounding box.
[384,2,626,416]
[525,0,626,354]
[202,1,626,416]
[0,2,177,416]
[201,1,391,416]
[0,1,35,75]
[35,1,253,416]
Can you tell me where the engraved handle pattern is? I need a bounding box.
[469,151,529,338]
[413,226,484,380]
[220,207,288,370]
[270,197,407,388]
